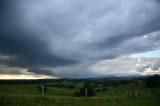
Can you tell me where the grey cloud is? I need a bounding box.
[137,58,160,72]
[0,31,77,68]
[27,68,55,76]
[47,57,160,78]
[0,0,78,69]
[88,57,160,77]
[0,0,160,77]
[0,65,28,74]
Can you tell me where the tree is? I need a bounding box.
[74,82,96,97]
[96,89,101,92]
[102,87,108,91]
[68,84,75,89]
[74,90,81,96]
[94,83,98,87]
[146,75,160,88]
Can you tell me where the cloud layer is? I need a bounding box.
[0,0,160,78]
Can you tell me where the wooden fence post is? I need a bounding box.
[85,88,87,97]
[41,84,44,96]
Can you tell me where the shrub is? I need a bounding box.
[74,82,96,97]
[102,87,108,91]
[96,89,101,92]
[146,75,160,88]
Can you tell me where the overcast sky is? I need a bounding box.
[0,0,160,79]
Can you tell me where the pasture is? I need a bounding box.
[0,78,160,106]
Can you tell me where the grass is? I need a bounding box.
[0,81,160,106]
[0,95,159,106]
[46,87,74,96]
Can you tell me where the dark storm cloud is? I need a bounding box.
[27,68,55,76]
[0,32,77,67]
[0,65,27,74]
[0,0,77,69]
[0,0,160,77]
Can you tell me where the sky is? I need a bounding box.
[0,0,160,79]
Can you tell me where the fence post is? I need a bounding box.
[85,88,88,97]
[41,84,44,96]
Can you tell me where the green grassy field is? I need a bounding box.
[0,95,159,106]
[0,80,160,106]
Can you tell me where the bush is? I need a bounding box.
[102,87,108,91]
[74,90,81,96]
[94,83,98,87]
[113,84,118,87]
[74,82,96,97]
[146,75,160,88]
[68,84,75,89]
[96,89,101,92]
[102,84,107,87]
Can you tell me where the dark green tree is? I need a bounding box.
[102,87,108,91]
[74,90,80,96]
[74,82,96,97]
[146,75,160,88]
